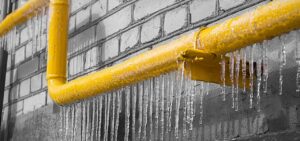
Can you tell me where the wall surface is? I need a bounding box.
[1,0,300,140]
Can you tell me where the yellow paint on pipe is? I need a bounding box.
[198,0,300,55]
[0,0,49,36]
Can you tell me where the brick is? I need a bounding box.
[164,6,187,35]
[219,0,245,10]
[23,92,46,114]
[25,41,32,58]
[85,47,99,69]
[6,69,17,86]
[108,0,122,11]
[20,78,31,97]
[10,84,19,101]
[190,0,216,23]
[69,26,96,54]
[15,46,25,65]
[42,72,47,88]
[141,16,161,43]
[69,54,84,75]
[96,6,132,40]
[211,124,216,140]
[5,71,11,87]
[234,119,239,137]
[134,0,176,20]
[204,124,210,141]
[71,0,91,12]
[39,52,46,69]
[17,57,39,79]
[76,6,91,29]
[46,91,53,105]
[69,15,76,32]
[91,0,107,21]
[120,27,139,52]
[6,54,11,69]
[3,90,9,105]
[102,37,119,61]
[10,100,23,116]
[114,47,150,65]
[216,122,222,139]
[20,26,29,44]
[30,73,42,92]
[241,118,248,136]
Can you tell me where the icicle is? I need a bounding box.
[59,107,64,140]
[114,91,121,141]
[90,100,96,141]
[182,77,188,140]
[137,83,143,141]
[235,50,240,111]
[229,52,235,109]
[241,48,247,93]
[189,80,196,132]
[71,104,76,141]
[142,81,149,141]
[81,102,86,141]
[279,36,286,95]
[159,76,165,141]
[249,45,254,109]
[165,73,173,140]
[65,106,70,140]
[296,31,300,93]
[256,44,263,112]
[124,87,131,141]
[205,83,209,96]
[262,41,269,94]
[100,96,104,141]
[110,93,116,141]
[132,85,137,141]
[175,63,185,139]
[104,94,111,141]
[199,82,204,125]
[220,55,226,101]
[167,73,175,132]
[86,101,91,141]
[154,77,159,141]
[148,79,153,141]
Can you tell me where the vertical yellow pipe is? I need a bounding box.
[47,0,69,102]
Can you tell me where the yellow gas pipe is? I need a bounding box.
[0,0,299,105]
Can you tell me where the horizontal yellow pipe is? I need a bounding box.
[199,0,300,54]
[0,0,49,36]
[47,0,300,105]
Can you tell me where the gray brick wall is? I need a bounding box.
[4,0,300,141]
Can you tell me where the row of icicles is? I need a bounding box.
[0,8,47,55]
[58,31,300,141]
